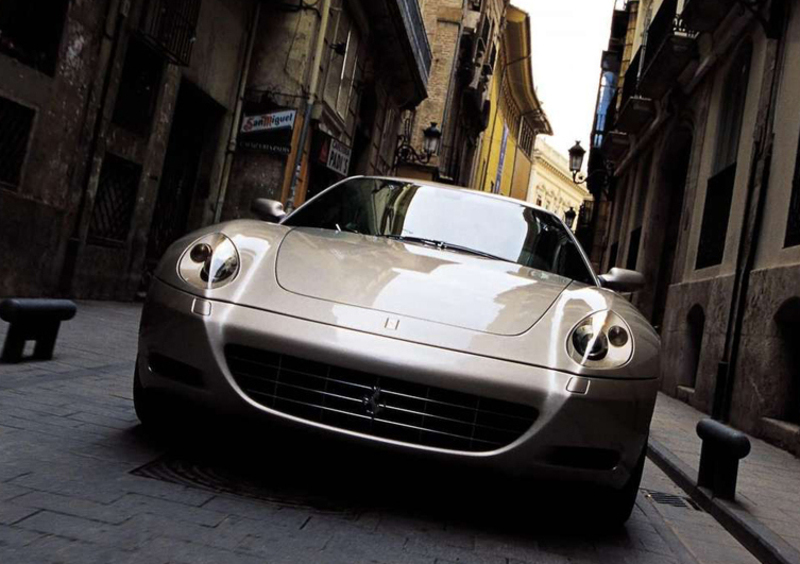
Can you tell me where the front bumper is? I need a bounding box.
[138,279,659,489]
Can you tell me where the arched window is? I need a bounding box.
[696,43,753,269]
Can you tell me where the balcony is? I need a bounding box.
[638,0,699,100]
[601,130,630,162]
[363,0,432,104]
[681,0,734,33]
[615,49,655,135]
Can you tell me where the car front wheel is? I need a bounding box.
[596,445,647,527]
[133,362,166,430]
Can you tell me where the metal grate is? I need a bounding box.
[139,0,202,66]
[0,96,35,190]
[88,153,142,245]
[225,345,538,453]
[132,453,357,515]
[696,163,736,269]
[644,490,703,511]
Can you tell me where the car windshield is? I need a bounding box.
[284,178,596,285]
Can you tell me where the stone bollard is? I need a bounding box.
[0,299,77,363]
[696,418,751,500]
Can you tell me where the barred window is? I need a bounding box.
[88,154,142,246]
[139,0,202,66]
[0,0,68,76]
[0,96,35,190]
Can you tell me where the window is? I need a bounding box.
[696,163,736,269]
[712,45,752,175]
[696,44,751,269]
[607,242,619,270]
[284,178,596,284]
[112,38,164,135]
[519,120,534,157]
[0,96,35,190]
[323,0,361,122]
[139,0,202,66]
[0,0,68,75]
[88,153,142,246]
[785,131,800,247]
[626,227,641,270]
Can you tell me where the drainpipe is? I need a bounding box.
[214,1,261,223]
[285,0,333,212]
[714,0,789,422]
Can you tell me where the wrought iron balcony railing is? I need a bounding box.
[641,0,698,78]
[619,48,642,111]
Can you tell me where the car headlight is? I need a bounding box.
[178,233,240,289]
[567,310,633,369]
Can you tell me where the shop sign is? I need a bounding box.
[317,135,352,176]
[241,110,296,133]
[238,109,297,155]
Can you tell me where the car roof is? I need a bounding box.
[364,175,558,219]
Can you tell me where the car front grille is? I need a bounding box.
[225,344,537,452]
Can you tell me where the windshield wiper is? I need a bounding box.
[381,235,508,262]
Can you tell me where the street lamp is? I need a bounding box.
[422,122,442,157]
[564,207,577,229]
[394,120,443,169]
[568,139,614,194]
[568,141,586,182]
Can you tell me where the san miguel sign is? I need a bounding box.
[238,109,297,155]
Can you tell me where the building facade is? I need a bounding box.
[395,0,506,186]
[0,0,430,301]
[527,138,591,225]
[475,5,551,199]
[587,0,800,454]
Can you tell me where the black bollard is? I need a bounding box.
[696,419,751,500]
[0,299,77,363]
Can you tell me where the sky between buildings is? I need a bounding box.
[513,0,617,164]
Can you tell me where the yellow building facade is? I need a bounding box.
[474,5,550,198]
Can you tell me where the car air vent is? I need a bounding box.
[225,344,537,453]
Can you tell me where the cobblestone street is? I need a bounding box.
[0,302,758,564]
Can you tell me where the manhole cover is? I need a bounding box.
[643,489,703,511]
[132,453,359,516]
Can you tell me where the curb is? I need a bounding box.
[647,438,800,564]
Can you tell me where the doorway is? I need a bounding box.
[141,80,223,291]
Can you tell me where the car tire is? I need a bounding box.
[596,445,647,528]
[133,363,165,430]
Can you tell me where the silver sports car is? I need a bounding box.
[135,176,660,524]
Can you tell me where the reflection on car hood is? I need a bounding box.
[275,228,572,336]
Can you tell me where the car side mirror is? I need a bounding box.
[251,198,286,223]
[599,267,645,293]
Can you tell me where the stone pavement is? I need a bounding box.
[650,393,800,562]
[0,301,758,564]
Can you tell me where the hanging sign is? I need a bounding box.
[315,133,352,177]
[238,109,297,155]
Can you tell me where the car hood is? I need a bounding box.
[275,228,572,336]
